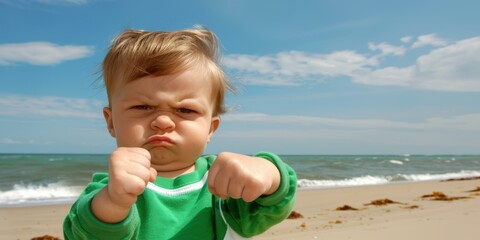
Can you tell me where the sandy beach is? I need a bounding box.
[1,178,479,240]
[259,178,480,240]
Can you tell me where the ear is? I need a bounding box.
[103,107,116,137]
[207,116,220,142]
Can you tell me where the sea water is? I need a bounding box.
[1,153,479,207]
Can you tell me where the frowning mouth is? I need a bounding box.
[145,135,175,148]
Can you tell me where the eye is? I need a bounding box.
[177,108,195,114]
[131,105,154,110]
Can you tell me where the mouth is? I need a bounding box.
[145,135,175,148]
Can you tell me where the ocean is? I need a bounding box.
[1,153,480,207]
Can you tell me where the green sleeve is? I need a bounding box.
[63,173,140,240]
[222,152,297,237]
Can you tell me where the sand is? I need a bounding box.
[258,178,480,240]
[0,204,70,240]
[1,178,479,240]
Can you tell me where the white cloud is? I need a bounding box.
[223,50,377,86]
[0,95,103,119]
[411,33,448,48]
[368,42,406,56]
[224,35,480,92]
[401,36,413,43]
[0,42,94,65]
[1,138,22,144]
[222,112,480,131]
[353,36,480,91]
[1,138,37,145]
[352,66,416,86]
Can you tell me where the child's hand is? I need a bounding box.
[106,147,157,209]
[92,147,157,223]
[208,152,280,202]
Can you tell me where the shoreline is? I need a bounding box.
[0,198,77,209]
[2,177,477,208]
[1,178,479,239]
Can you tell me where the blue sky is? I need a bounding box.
[1,0,479,154]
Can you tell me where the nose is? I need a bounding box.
[151,113,175,132]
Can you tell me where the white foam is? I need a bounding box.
[389,160,404,165]
[0,182,82,206]
[298,175,391,189]
[400,170,480,181]
[297,170,480,189]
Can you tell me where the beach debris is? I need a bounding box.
[401,205,419,209]
[335,205,358,211]
[328,220,343,224]
[31,235,61,240]
[421,191,470,201]
[364,198,403,206]
[287,210,304,219]
[299,222,307,229]
[442,176,480,182]
[466,186,480,193]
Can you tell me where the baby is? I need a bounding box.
[63,27,296,239]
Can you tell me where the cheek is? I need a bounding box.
[181,124,212,156]
[113,120,147,146]
[180,121,212,143]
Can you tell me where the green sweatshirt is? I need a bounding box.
[63,152,296,239]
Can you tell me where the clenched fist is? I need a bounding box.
[107,147,158,207]
[208,152,280,202]
[92,147,157,223]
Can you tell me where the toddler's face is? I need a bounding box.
[104,67,219,173]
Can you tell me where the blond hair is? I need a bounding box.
[102,28,233,116]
